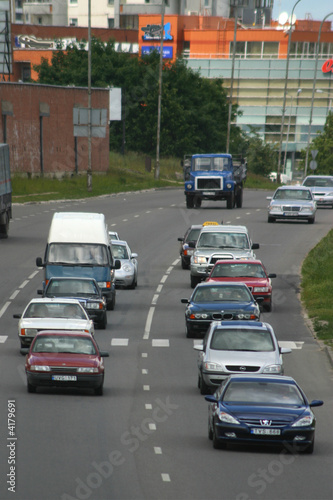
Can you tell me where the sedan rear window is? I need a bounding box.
[210,328,274,352]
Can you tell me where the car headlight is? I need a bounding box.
[217,409,240,425]
[236,313,259,320]
[87,303,102,310]
[98,281,107,288]
[30,365,51,371]
[77,367,99,373]
[300,205,314,212]
[270,204,282,212]
[122,264,132,272]
[204,361,222,371]
[226,183,232,189]
[263,364,282,374]
[186,183,193,190]
[292,414,314,427]
[22,328,38,336]
[253,286,269,293]
[193,256,207,264]
[189,313,210,319]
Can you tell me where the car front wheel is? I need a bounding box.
[27,382,36,393]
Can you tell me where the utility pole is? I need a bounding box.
[87,0,92,192]
[155,0,165,180]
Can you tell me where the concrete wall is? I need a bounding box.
[0,82,110,176]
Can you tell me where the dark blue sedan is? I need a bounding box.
[205,374,323,454]
[181,282,262,338]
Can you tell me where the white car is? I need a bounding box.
[111,240,138,289]
[267,185,317,224]
[302,175,333,208]
[14,298,95,348]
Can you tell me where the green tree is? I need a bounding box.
[244,126,278,176]
[306,112,333,175]
[33,38,240,157]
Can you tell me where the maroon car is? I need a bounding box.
[206,259,276,311]
[21,330,109,395]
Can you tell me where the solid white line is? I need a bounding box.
[152,339,170,347]
[111,339,129,346]
[143,307,155,340]
[154,447,162,454]
[10,290,20,300]
[19,280,29,289]
[161,474,171,482]
[0,302,11,318]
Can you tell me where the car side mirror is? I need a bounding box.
[20,348,29,356]
[180,298,189,304]
[178,237,184,242]
[100,351,109,358]
[309,400,324,408]
[268,273,277,278]
[205,395,217,403]
[113,259,121,270]
[252,243,260,250]
[193,344,204,351]
[13,313,21,319]
[37,289,43,295]
[279,347,292,354]
[36,257,44,267]
[131,253,138,259]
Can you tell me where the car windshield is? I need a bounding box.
[211,263,266,278]
[24,302,87,320]
[193,157,231,172]
[210,328,274,352]
[273,189,312,201]
[47,279,99,297]
[193,286,251,303]
[197,232,249,249]
[303,177,333,188]
[32,336,96,355]
[112,244,129,260]
[48,243,108,265]
[223,381,305,405]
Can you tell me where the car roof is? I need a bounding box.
[304,175,333,179]
[212,259,263,266]
[210,320,269,329]
[275,185,310,190]
[48,277,97,283]
[111,239,127,246]
[199,225,248,233]
[226,374,295,383]
[27,298,85,305]
[195,281,249,288]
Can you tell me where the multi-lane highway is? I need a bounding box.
[0,188,332,500]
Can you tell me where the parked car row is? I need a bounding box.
[177,218,323,453]
[16,212,139,396]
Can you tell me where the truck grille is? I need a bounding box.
[196,177,222,190]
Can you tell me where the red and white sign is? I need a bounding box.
[322,59,333,73]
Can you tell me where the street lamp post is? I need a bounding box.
[87,0,92,192]
[304,11,333,179]
[277,0,302,183]
[155,0,165,181]
[283,88,302,175]
[226,0,240,154]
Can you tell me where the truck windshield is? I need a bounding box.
[48,243,108,265]
[193,157,231,172]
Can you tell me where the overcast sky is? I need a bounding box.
[272,0,333,22]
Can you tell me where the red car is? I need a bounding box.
[21,330,109,395]
[206,259,276,311]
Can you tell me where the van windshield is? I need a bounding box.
[48,243,108,265]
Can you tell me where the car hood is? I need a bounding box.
[195,249,253,259]
[223,403,307,422]
[208,277,269,287]
[191,301,257,312]
[19,318,93,330]
[309,187,333,195]
[27,352,100,367]
[206,350,278,367]
[270,199,314,206]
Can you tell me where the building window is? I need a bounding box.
[69,18,78,27]
[70,0,78,4]
[263,42,278,58]
[108,0,114,4]
[230,41,245,58]
[108,18,114,28]
[247,42,262,58]
[21,64,31,82]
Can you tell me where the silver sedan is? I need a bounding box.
[267,185,316,223]
[302,175,333,208]
[194,320,291,394]
[111,240,138,289]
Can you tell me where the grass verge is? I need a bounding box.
[301,229,333,348]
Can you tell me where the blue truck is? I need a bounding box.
[0,144,12,238]
[183,153,247,209]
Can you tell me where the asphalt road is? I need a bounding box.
[0,188,332,500]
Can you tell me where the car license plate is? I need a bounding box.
[283,211,297,216]
[52,375,77,381]
[251,428,281,435]
[202,191,214,196]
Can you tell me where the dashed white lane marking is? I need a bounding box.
[154,447,162,454]
[149,423,156,431]
[0,302,11,318]
[134,215,139,218]
[152,339,169,347]
[161,474,171,482]
[0,336,8,343]
[166,266,173,274]
[142,353,148,358]
[279,341,304,349]
[142,369,148,374]
[10,290,20,300]
[160,275,168,284]
[122,219,128,222]
[156,285,163,293]
[29,271,39,279]
[144,307,155,340]
[19,280,29,289]
[152,294,159,305]
[111,338,129,346]
[143,385,150,391]
[145,404,152,410]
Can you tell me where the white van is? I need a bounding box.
[36,212,120,310]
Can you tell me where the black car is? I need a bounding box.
[205,374,323,453]
[38,277,107,329]
[178,224,203,269]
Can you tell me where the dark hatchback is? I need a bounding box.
[38,277,107,329]
[205,374,323,454]
[177,224,203,269]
